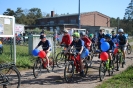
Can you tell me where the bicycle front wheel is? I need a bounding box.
[99,61,106,81]
[2,66,21,88]
[33,58,42,78]
[127,45,132,54]
[56,52,66,68]
[64,61,74,83]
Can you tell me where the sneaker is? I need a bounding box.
[46,66,51,73]
[80,71,85,77]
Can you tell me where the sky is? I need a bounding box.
[0,0,131,19]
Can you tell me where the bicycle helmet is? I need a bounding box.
[105,34,111,39]
[89,34,94,38]
[40,34,46,39]
[118,28,124,33]
[80,32,86,36]
[72,32,80,38]
[63,29,68,33]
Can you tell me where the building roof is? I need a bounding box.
[38,11,110,20]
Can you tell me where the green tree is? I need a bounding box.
[3,8,15,16]
[27,8,43,25]
[123,0,133,35]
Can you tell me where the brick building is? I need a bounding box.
[25,11,111,33]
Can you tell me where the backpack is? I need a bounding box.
[118,35,126,45]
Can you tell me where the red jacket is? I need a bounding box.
[81,36,92,47]
[61,34,71,45]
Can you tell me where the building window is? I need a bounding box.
[59,20,64,24]
[40,21,45,25]
[70,19,76,24]
[49,21,54,25]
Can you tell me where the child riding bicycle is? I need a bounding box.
[105,34,116,67]
[35,34,51,69]
[64,32,89,77]
[117,28,128,64]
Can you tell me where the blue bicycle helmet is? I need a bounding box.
[105,34,111,39]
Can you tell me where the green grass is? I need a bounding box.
[0,45,35,69]
[0,44,63,70]
[96,66,133,88]
[128,38,133,43]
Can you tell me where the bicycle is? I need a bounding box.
[33,55,54,78]
[0,63,21,88]
[113,46,125,71]
[55,45,67,68]
[64,50,88,83]
[126,43,132,54]
[98,51,115,81]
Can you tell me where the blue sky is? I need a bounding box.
[0,0,131,19]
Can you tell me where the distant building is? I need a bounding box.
[25,11,116,34]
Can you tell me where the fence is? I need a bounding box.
[0,34,57,68]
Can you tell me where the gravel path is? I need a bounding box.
[19,54,133,88]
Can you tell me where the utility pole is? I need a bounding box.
[118,17,119,32]
[78,0,80,29]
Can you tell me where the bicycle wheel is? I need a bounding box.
[33,58,42,78]
[83,59,88,77]
[99,61,106,81]
[116,54,120,71]
[127,45,132,54]
[56,52,66,68]
[108,60,114,76]
[121,55,124,68]
[1,66,21,88]
[64,61,74,83]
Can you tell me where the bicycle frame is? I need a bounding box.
[68,53,81,72]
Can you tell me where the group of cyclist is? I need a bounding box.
[35,28,128,77]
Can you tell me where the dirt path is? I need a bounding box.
[19,52,133,88]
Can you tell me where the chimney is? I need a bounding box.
[51,11,54,17]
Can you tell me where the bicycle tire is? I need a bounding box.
[56,52,66,68]
[33,58,42,78]
[64,61,74,83]
[2,66,21,88]
[83,59,88,77]
[116,54,120,71]
[99,61,106,81]
[108,60,114,76]
[127,45,132,54]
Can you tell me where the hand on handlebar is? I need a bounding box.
[78,52,81,55]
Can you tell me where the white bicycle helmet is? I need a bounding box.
[118,28,124,32]
[80,32,86,36]
[63,29,68,33]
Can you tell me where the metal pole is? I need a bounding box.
[117,17,119,33]
[78,0,80,29]
[13,36,16,64]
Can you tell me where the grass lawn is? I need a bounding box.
[128,38,133,43]
[0,44,63,70]
[0,44,35,70]
[96,66,133,88]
